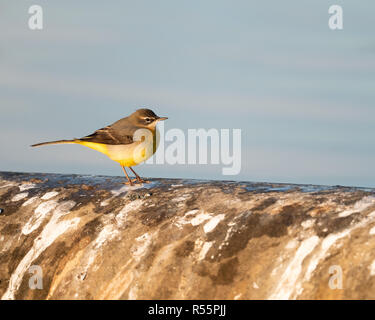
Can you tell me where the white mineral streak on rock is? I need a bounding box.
[198,242,213,260]
[99,260,134,300]
[369,226,375,235]
[293,233,348,299]
[234,293,242,300]
[270,257,285,277]
[2,201,78,300]
[303,212,375,277]
[78,221,121,278]
[219,211,252,250]
[338,196,375,217]
[101,231,155,299]
[100,200,109,207]
[290,208,375,299]
[190,213,212,226]
[203,214,225,233]
[173,194,190,202]
[116,200,143,226]
[22,200,59,235]
[19,183,36,191]
[301,219,314,229]
[253,282,259,289]
[0,183,16,189]
[128,285,138,300]
[111,185,137,197]
[41,191,59,200]
[370,260,375,276]
[100,232,157,300]
[11,192,28,202]
[94,224,119,251]
[134,232,153,259]
[285,239,299,250]
[22,196,39,207]
[172,194,191,207]
[194,238,204,251]
[128,241,178,300]
[268,235,320,300]
[100,230,156,299]
[99,184,146,210]
[133,241,178,299]
[111,182,156,198]
[175,209,212,229]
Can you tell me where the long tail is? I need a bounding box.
[31,139,78,147]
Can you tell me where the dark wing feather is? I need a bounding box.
[79,126,133,145]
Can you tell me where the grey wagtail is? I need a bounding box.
[31,108,168,186]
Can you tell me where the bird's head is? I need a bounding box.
[131,108,168,129]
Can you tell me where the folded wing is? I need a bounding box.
[79,126,134,145]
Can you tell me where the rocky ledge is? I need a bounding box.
[0,171,375,300]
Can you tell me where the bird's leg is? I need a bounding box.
[129,167,150,184]
[121,166,136,185]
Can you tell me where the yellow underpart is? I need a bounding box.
[76,140,151,167]
[77,141,109,155]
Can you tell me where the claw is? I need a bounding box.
[137,179,150,184]
[122,178,137,186]
[122,166,150,186]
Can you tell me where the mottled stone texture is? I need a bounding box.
[1,171,375,300]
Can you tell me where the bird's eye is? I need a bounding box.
[145,118,151,123]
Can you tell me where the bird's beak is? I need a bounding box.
[157,117,168,121]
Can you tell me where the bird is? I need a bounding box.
[31,108,168,186]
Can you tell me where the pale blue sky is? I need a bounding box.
[1,0,374,187]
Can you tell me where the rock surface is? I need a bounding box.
[1,171,375,300]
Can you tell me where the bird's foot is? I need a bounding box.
[122,178,150,186]
[136,178,150,184]
[122,178,138,186]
